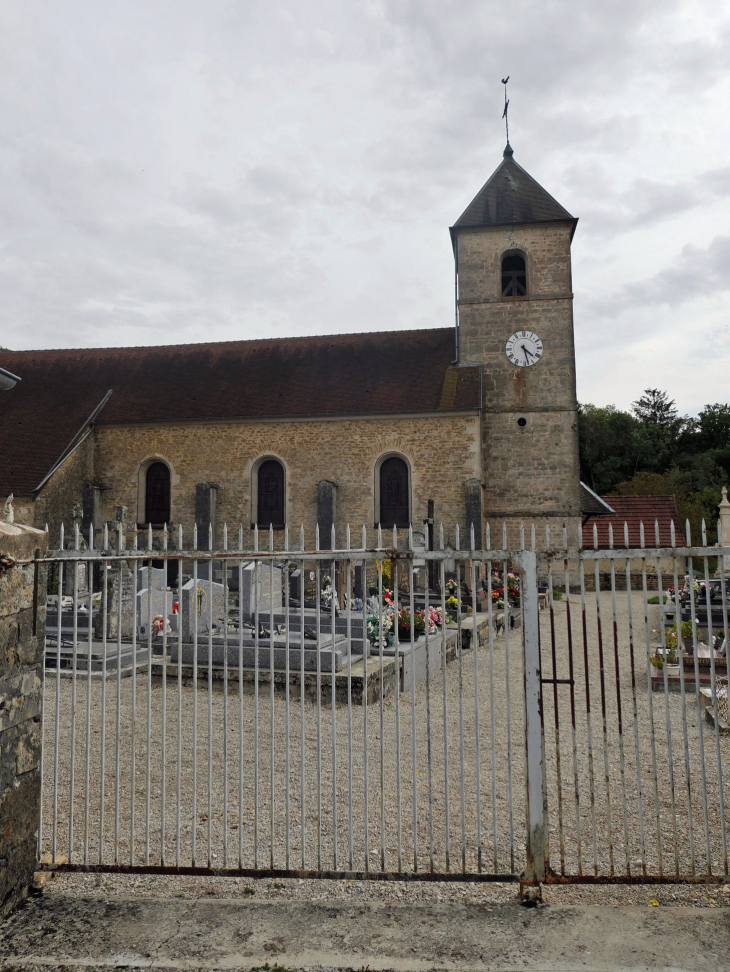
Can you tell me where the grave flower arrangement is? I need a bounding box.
[152,615,170,636]
[320,575,336,608]
[366,610,394,648]
[650,649,678,669]
[367,602,443,647]
[664,619,697,650]
[446,578,458,596]
[427,606,443,632]
[397,607,426,640]
[485,571,519,602]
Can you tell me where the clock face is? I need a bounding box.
[506,330,543,367]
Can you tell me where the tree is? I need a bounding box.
[696,403,730,451]
[631,389,677,426]
[578,404,648,493]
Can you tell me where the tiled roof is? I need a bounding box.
[451,144,576,235]
[584,495,686,547]
[0,328,480,496]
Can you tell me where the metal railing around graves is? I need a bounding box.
[32,518,730,889]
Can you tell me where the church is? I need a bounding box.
[0,141,583,552]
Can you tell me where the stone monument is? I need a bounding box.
[718,486,730,577]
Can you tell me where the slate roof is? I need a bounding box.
[451,144,576,237]
[584,495,686,547]
[579,482,615,515]
[0,329,481,496]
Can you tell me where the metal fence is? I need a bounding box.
[33,519,730,888]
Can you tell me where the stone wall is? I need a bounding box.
[33,435,95,547]
[90,412,482,549]
[0,520,47,917]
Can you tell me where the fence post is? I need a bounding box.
[516,548,547,893]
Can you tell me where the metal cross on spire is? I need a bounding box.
[501,76,510,145]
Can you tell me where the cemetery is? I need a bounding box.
[44,553,494,702]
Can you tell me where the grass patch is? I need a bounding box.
[551,589,563,600]
[647,595,669,604]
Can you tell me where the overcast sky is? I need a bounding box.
[1,0,729,414]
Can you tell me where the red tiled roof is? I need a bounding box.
[0,329,480,496]
[583,495,686,547]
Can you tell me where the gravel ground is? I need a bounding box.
[39,589,730,907]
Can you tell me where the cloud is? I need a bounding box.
[0,0,729,413]
[588,236,730,318]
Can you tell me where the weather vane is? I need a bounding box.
[501,76,510,144]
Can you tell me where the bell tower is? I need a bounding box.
[450,142,581,547]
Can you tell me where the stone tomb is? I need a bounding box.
[170,630,350,673]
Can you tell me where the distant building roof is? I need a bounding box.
[0,328,481,496]
[450,143,577,238]
[583,494,686,547]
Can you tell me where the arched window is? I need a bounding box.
[379,456,410,528]
[145,462,171,525]
[501,253,527,297]
[257,459,285,527]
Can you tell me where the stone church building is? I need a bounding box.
[0,142,583,552]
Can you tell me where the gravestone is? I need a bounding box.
[239,561,282,620]
[180,577,227,640]
[195,483,217,578]
[137,586,175,639]
[289,567,301,601]
[317,480,337,549]
[464,477,483,550]
[108,561,134,639]
[61,560,88,597]
[138,564,166,592]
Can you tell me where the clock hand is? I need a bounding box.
[520,344,534,360]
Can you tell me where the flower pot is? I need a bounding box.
[666,663,680,676]
[682,636,694,653]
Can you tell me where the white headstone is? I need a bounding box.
[180,577,227,640]
[239,561,282,619]
[138,564,167,592]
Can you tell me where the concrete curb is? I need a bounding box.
[1,894,729,971]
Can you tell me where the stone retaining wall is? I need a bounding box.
[0,521,47,917]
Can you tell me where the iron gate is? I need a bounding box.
[33,520,730,888]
